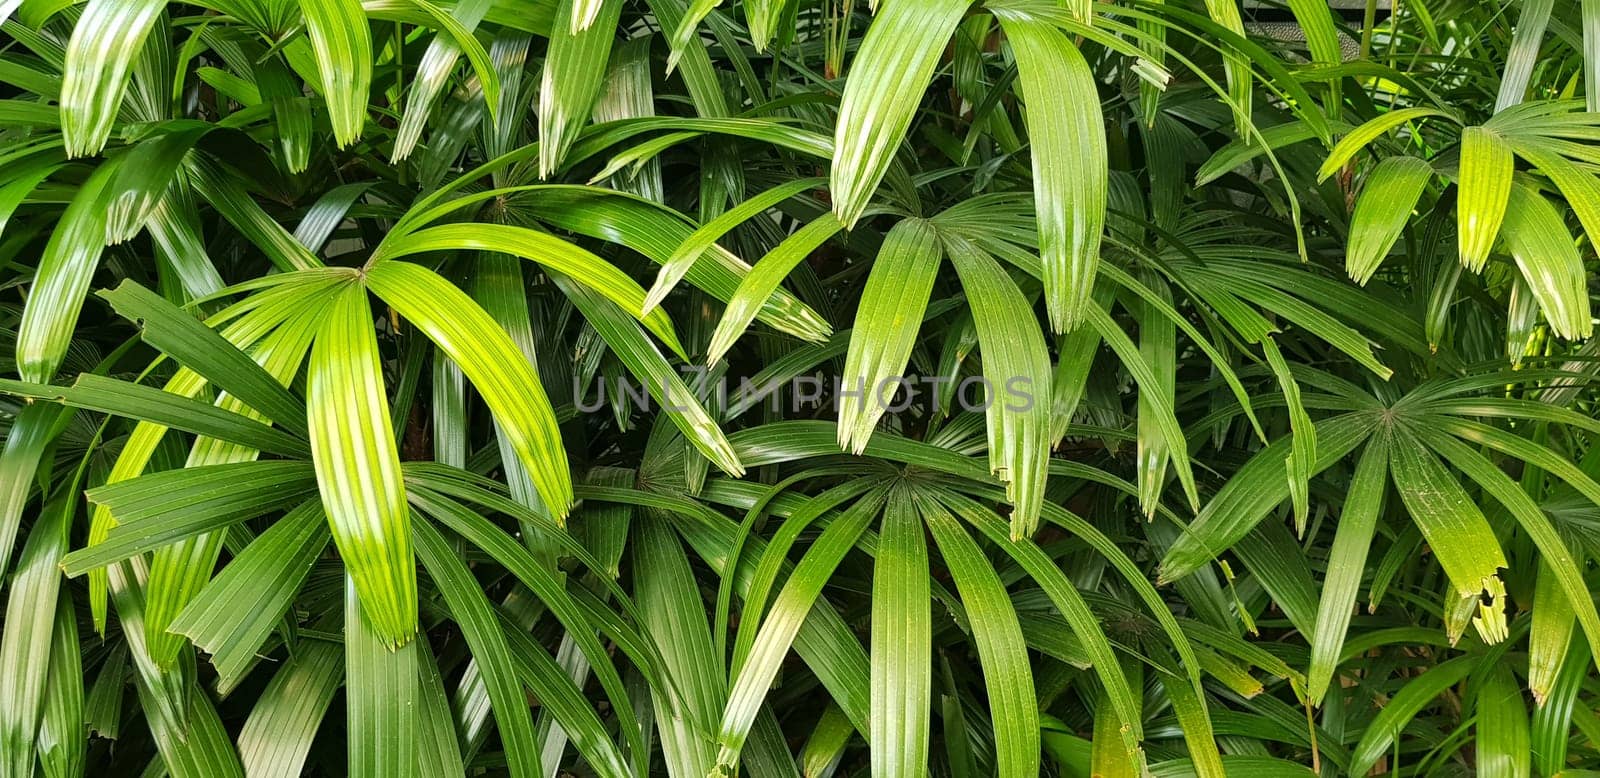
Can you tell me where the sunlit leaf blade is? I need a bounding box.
[366,260,575,517]
[1201,0,1252,137]
[589,39,661,195]
[1507,275,1540,365]
[830,0,974,227]
[1456,126,1513,272]
[801,703,853,778]
[1284,0,1341,71]
[258,59,314,174]
[1318,108,1451,181]
[1154,653,1225,778]
[665,0,721,72]
[375,223,683,355]
[631,513,723,777]
[944,235,1051,537]
[647,177,824,313]
[391,0,497,161]
[0,374,304,457]
[1388,426,1508,613]
[61,462,319,574]
[514,186,831,342]
[103,126,215,244]
[1500,184,1592,340]
[838,217,941,454]
[143,305,322,669]
[742,0,788,51]
[309,282,417,646]
[1196,121,1320,188]
[707,213,843,365]
[0,404,61,584]
[0,492,71,776]
[1416,428,1600,693]
[1585,0,1600,111]
[15,158,115,382]
[992,8,1106,332]
[78,276,340,629]
[538,0,623,175]
[59,0,166,155]
[1346,156,1432,284]
[1091,679,1141,778]
[1528,558,1575,706]
[293,183,371,253]
[468,253,559,535]
[1494,0,1554,113]
[298,0,372,146]
[98,279,311,433]
[147,184,226,297]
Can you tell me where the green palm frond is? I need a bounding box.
[1,0,1598,775]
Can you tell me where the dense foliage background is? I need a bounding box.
[1,0,1598,774]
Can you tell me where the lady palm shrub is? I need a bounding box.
[0,0,1598,773]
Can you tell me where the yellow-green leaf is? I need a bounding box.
[308,282,417,646]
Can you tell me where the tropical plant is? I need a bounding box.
[0,0,1598,774]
